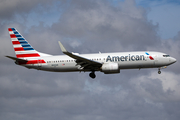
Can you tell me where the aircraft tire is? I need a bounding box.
[89,72,96,79]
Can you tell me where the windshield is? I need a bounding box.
[163,55,170,57]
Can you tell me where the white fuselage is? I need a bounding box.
[23,51,176,73]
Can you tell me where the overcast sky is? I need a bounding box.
[0,0,180,120]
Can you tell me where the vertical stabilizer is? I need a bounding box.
[8,28,41,58]
[8,28,49,64]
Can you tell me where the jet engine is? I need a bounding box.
[101,63,120,74]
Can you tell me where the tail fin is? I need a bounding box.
[8,28,50,59]
[8,28,51,65]
[8,28,40,58]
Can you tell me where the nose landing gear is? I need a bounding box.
[158,66,167,74]
[89,71,96,79]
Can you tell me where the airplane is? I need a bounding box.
[6,28,176,79]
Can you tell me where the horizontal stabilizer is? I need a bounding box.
[6,56,28,62]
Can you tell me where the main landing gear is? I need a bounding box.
[158,68,161,74]
[89,71,96,79]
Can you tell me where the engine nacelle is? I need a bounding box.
[101,63,120,74]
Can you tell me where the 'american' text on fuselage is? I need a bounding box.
[106,54,145,62]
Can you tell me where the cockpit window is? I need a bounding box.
[163,55,170,57]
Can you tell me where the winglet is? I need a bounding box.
[58,41,68,53]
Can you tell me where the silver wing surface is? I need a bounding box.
[58,41,102,71]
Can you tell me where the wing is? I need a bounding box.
[58,41,102,70]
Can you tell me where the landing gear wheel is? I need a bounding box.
[158,70,161,74]
[89,72,96,79]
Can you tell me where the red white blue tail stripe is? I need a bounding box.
[8,28,46,64]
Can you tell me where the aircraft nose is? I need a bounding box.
[170,57,176,64]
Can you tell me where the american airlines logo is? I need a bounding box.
[106,54,145,62]
[145,52,154,60]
